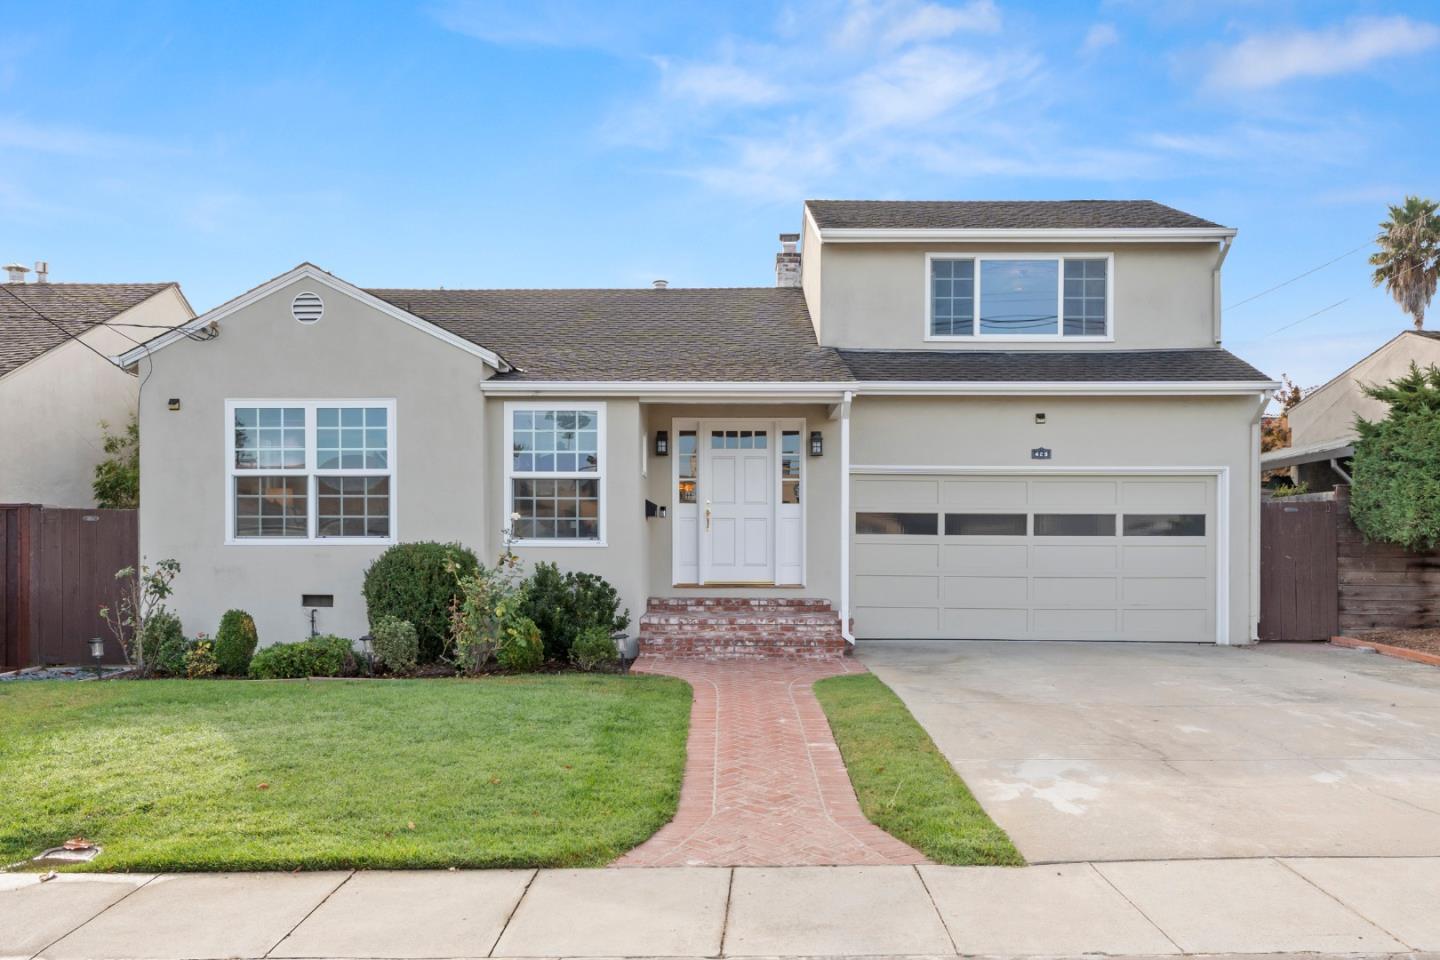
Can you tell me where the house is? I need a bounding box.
[119,200,1276,652]
[1260,330,1440,492]
[1,264,194,506]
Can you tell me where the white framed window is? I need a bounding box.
[925,252,1113,341]
[504,402,606,545]
[225,399,397,545]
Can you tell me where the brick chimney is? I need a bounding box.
[775,233,801,287]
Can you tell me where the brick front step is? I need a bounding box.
[639,596,848,661]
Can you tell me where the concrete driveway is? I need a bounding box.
[862,641,1440,863]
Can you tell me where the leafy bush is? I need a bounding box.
[1269,482,1310,498]
[363,542,479,663]
[448,557,525,675]
[139,611,187,677]
[184,639,218,679]
[570,625,619,672]
[371,615,419,676]
[1351,363,1440,551]
[248,635,357,680]
[214,609,259,676]
[518,563,630,661]
[497,615,544,673]
[92,413,139,509]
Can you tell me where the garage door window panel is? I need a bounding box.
[1124,514,1206,537]
[946,513,1027,536]
[1033,514,1117,537]
[856,512,938,536]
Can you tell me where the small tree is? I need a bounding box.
[1350,363,1440,550]
[1261,375,1306,454]
[1370,196,1440,331]
[99,557,180,669]
[93,413,140,509]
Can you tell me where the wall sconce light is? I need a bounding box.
[1034,412,1047,425]
[809,430,824,457]
[167,398,181,411]
[654,430,669,456]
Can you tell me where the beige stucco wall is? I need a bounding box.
[1288,332,1440,448]
[801,214,824,340]
[848,394,1261,643]
[140,279,492,645]
[0,287,191,506]
[811,241,1221,351]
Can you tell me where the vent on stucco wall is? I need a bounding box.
[291,291,324,324]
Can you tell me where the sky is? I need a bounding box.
[1,0,1438,392]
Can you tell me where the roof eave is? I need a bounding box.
[814,226,1238,244]
[479,378,1278,397]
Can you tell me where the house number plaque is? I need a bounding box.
[1031,447,1053,460]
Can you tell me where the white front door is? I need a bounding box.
[701,425,775,584]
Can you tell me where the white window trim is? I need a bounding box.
[223,398,398,547]
[923,251,1115,343]
[504,401,608,548]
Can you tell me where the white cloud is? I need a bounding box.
[832,0,1001,51]
[1081,23,1119,56]
[1206,15,1440,91]
[848,46,1031,130]
[657,58,785,107]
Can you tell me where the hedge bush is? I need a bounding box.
[519,563,629,661]
[362,542,479,663]
[248,635,357,680]
[139,611,188,677]
[1351,363,1440,551]
[496,615,544,673]
[370,615,419,676]
[214,609,259,676]
[184,639,218,679]
[570,625,619,672]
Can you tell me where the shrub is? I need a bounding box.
[1351,363,1440,551]
[248,635,357,680]
[570,625,619,672]
[371,615,419,676]
[363,542,479,663]
[518,562,630,661]
[214,609,259,676]
[448,558,525,675]
[496,615,544,673]
[184,639,218,679]
[1269,482,1310,498]
[139,611,187,677]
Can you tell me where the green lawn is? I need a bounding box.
[0,675,690,872]
[814,673,1023,866]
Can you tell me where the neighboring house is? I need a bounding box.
[1261,330,1440,492]
[0,265,193,506]
[120,200,1276,650]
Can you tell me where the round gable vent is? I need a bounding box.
[291,291,324,324]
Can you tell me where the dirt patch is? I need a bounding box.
[1361,628,1440,656]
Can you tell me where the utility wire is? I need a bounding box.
[0,286,125,367]
[1259,298,1350,338]
[1224,241,1373,311]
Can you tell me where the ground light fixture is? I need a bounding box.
[358,634,374,674]
[88,637,104,680]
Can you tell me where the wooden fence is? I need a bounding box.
[1259,495,1339,641]
[1333,485,1440,635]
[0,505,138,669]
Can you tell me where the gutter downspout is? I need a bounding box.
[838,390,855,646]
[1248,391,1271,642]
[1330,458,1353,484]
[1213,236,1233,345]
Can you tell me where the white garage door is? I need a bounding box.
[852,473,1216,642]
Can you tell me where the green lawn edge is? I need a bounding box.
[0,674,691,873]
[814,672,1024,866]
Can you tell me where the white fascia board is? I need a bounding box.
[114,264,508,371]
[479,379,1280,397]
[817,227,1238,244]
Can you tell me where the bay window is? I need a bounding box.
[927,253,1112,339]
[505,403,606,544]
[226,400,395,544]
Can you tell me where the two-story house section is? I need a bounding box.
[122,200,1275,654]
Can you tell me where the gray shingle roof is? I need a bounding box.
[838,348,1270,382]
[0,283,174,377]
[367,286,853,382]
[806,199,1225,231]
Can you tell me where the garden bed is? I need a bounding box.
[0,675,689,872]
[1333,630,1440,666]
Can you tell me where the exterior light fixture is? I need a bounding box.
[167,398,181,411]
[654,431,669,456]
[1035,412,1047,424]
[809,431,824,457]
[88,637,105,680]
[358,634,374,674]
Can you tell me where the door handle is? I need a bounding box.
[705,501,712,532]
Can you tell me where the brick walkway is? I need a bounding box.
[615,659,928,867]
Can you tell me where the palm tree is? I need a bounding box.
[1370,195,1440,331]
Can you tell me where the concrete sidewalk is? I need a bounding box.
[5,857,1439,959]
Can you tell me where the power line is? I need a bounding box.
[1224,241,1373,311]
[1259,298,1350,338]
[0,286,125,367]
